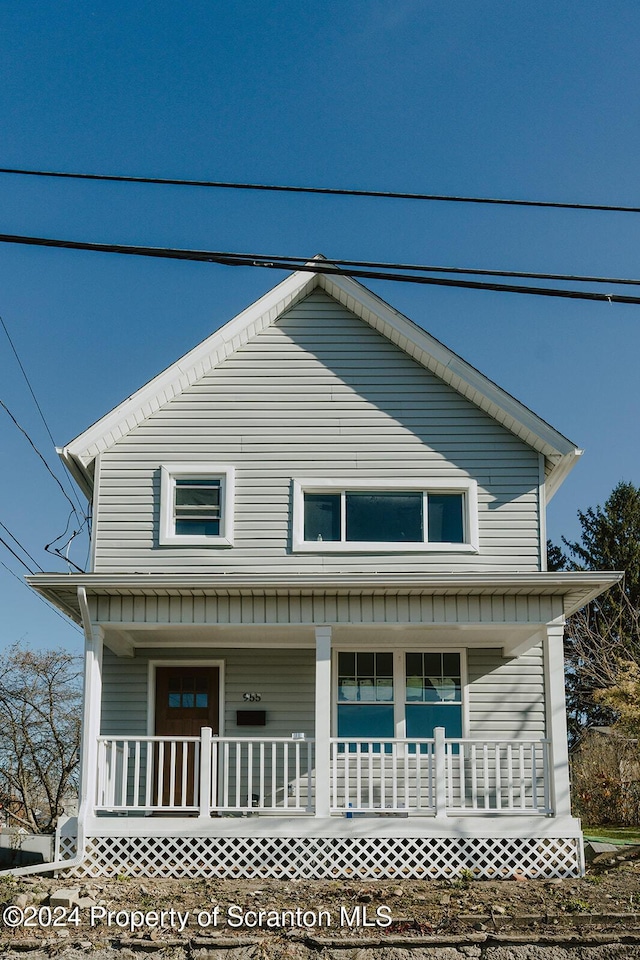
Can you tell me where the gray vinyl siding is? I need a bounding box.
[100,645,545,743]
[100,647,148,736]
[93,290,542,575]
[467,645,545,738]
[100,647,315,739]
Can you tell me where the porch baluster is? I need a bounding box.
[198,727,212,818]
[434,727,446,817]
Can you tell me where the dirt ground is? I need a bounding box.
[1,845,640,947]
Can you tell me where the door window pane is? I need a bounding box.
[167,672,210,710]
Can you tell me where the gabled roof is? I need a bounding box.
[59,260,581,499]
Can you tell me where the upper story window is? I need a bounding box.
[292,479,478,553]
[159,464,235,546]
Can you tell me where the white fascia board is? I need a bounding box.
[57,446,94,500]
[317,272,581,467]
[544,450,584,502]
[61,260,580,493]
[27,571,623,624]
[63,266,322,471]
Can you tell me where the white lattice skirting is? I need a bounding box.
[58,835,582,879]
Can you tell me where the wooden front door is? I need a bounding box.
[154,666,219,808]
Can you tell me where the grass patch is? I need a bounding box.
[583,825,640,844]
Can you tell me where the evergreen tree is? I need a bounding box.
[551,481,640,740]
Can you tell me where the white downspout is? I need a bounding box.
[0,586,99,876]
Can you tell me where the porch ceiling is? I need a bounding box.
[100,619,557,659]
[28,571,621,649]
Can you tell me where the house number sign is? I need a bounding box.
[243,693,262,702]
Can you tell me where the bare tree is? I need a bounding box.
[0,645,82,834]
[549,481,640,740]
[563,589,640,741]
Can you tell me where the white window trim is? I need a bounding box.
[331,646,468,740]
[159,463,235,547]
[292,478,478,553]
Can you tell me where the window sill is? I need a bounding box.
[159,535,234,548]
[292,541,479,554]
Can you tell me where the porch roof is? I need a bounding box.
[28,570,621,626]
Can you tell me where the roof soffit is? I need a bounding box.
[27,571,623,625]
[61,263,580,493]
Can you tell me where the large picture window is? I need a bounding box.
[294,480,477,552]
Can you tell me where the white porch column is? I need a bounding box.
[77,588,104,822]
[314,625,332,817]
[543,622,572,818]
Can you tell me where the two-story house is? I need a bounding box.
[29,262,618,879]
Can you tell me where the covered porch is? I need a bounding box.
[69,574,587,835]
[29,572,620,877]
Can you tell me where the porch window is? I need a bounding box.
[335,650,464,745]
[405,652,463,739]
[337,652,394,741]
[159,464,235,546]
[294,479,477,552]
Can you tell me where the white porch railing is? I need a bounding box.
[330,739,436,813]
[329,730,551,815]
[212,737,315,813]
[444,737,551,814]
[95,728,551,817]
[95,734,315,814]
[96,736,202,812]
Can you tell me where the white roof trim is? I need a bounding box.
[61,260,581,496]
[27,571,623,624]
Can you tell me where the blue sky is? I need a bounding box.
[1,0,639,652]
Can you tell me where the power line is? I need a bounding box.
[0,232,639,304]
[0,520,43,573]
[0,560,83,634]
[0,536,34,574]
[0,398,84,521]
[0,313,85,515]
[1,165,639,214]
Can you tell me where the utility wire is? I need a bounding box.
[5,229,640,286]
[0,313,85,514]
[0,520,43,573]
[0,398,83,520]
[0,560,83,633]
[0,165,639,214]
[0,232,639,303]
[0,535,34,574]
